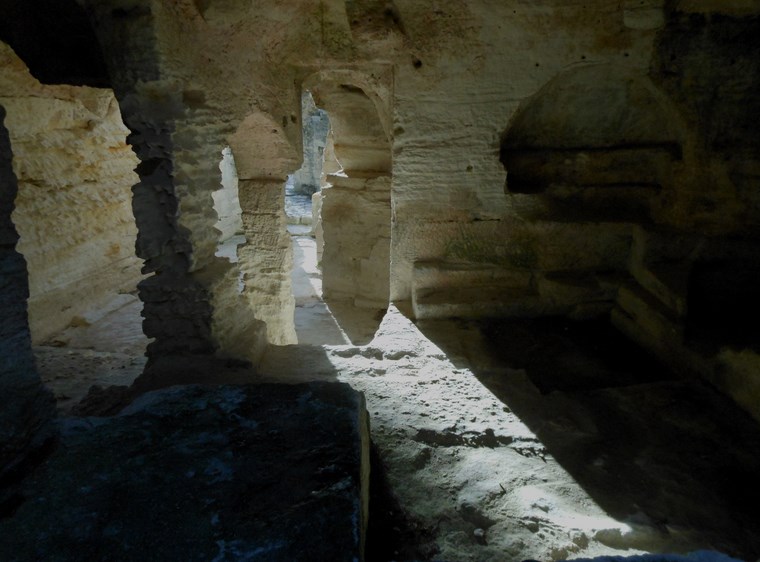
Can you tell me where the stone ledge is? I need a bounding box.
[0,382,369,562]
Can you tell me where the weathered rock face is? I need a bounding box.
[0,104,56,484]
[0,41,144,343]
[6,0,751,417]
[322,173,391,308]
[292,91,330,196]
[0,382,370,561]
[307,73,392,309]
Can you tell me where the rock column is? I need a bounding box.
[84,3,265,367]
[0,105,55,481]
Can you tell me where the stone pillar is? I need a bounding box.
[172,118,267,361]
[83,2,267,367]
[321,173,391,308]
[237,178,297,345]
[119,89,218,360]
[228,112,300,347]
[308,79,392,310]
[80,2,216,363]
[0,105,55,482]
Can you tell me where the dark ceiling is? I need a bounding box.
[0,0,110,88]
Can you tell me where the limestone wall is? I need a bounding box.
[321,174,391,308]
[0,42,144,343]
[391,1,658,304]
[292,92,330,196]
[386,1,760,418]
[63,0,760,416]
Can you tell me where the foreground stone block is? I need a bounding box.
[0,382,369,561]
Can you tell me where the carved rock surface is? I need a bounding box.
[0,41,143,343]
[0,383,369,562]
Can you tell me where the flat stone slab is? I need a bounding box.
[0,382,369,561]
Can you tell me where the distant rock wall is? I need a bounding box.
[292,92,329,196]
[0,41,143,343]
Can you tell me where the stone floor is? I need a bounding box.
[35,294,148,414]
[29,231,760,561]
[259,308,760,562]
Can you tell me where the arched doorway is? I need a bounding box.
[303,71,393,343]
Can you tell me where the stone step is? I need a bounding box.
[412,261,622,320]
[412,260,532,290]
[413,285,544,320]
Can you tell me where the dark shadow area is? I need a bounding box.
[325,300,387,345]
[294,301,353,345]
[0,0,110,87]
[0,381,370,561]
[686,259,760,353]
[258,344,342,382]
[415,315,760,561]
[365,442,438,562]
[256,344,446,560]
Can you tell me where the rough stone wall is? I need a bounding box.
[309,74,392,308]
[321,174,391,308]
[391,1,659,304]
[292,92,329,196]
[388,1,760,418]
[0,104,55,482]
[0,41,144,343]
[611,4,760,421]
[61,0,760,417]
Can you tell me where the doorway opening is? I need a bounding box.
[284,80,393,345]
[285,88,392,345]
[285,91,344,344]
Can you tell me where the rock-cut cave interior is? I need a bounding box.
[1,1,760,561]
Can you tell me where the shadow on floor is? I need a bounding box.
[295,301,351,345]
[413,315,760,561]
[325,299,387,346]
[258,344,342,382]
[365,442,438,562]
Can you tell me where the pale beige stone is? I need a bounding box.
[0,42,143,344]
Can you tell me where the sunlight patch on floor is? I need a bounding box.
[260,303,646,561]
